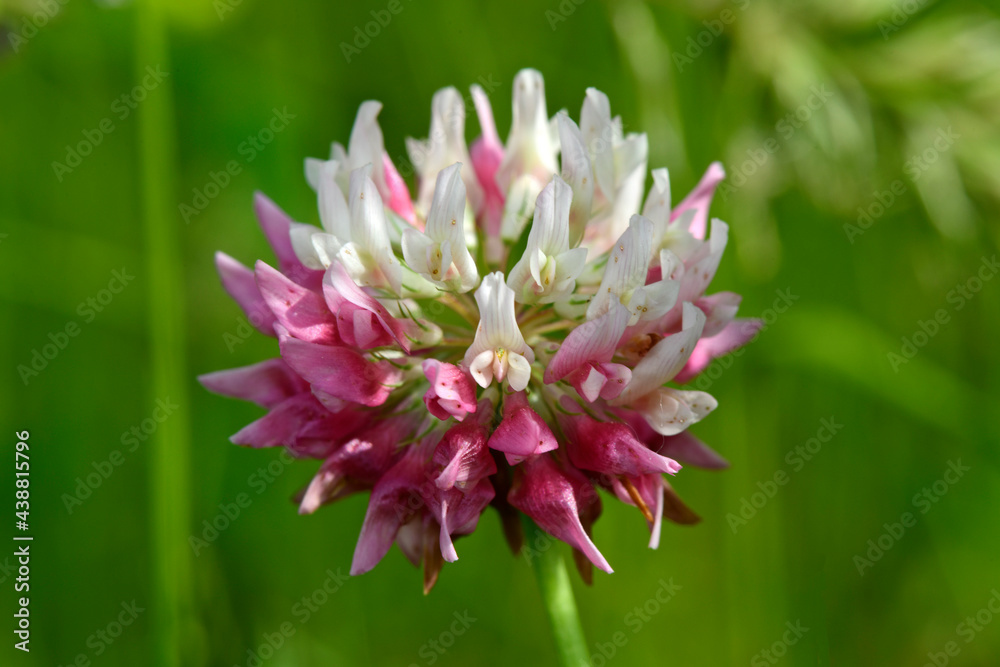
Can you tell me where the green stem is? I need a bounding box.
[525,520,590,667]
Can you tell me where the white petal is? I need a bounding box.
[500,174,542,241]
[633,388,718,436]
[531,175,572,254]
[412,88,482,215]
[305,157,325,192]
[577,366,608,402]
[660,249,685,281]
[497,69,557,192]
[586,215,654,320]
[316,162,350,238]
[527,247,547,293]
[679,218,728,303]
[476,272,522,349]
[425,163,467,243]
[557,112,594,247]
[700,291,743,338]
[642,168,672,223]
[648,480,664,549]
[330,140,347,164]
[643,168,672,258]
[548,111,562,155]
[505,252,534,304]
[405,136,429,173]
[507,176,584,303]
[580,87,614,200]
[431,86,468,153]
[347,101,385,187]
[289,222,324,270]
[436,240,454,283]
[615,302,705,404]
[631,279,680,324]
[605,133,648,241]
[659,209,700,263]
[336,242,369,283]
[311,232,343,268]
[554,247,588,285]
[401,227,434,275]
[468,349,495,388]
[348,165,389,252]
[452,241,480,293]
[507,354,532,392]
[405,164,479,292]
[464,272,533,386]
[348,165,402,293]
[614,132,648,189]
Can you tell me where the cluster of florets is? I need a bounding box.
[201,69,760,592]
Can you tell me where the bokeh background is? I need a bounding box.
[3,0,1000,665]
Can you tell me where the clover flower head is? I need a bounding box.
[201,68,761,592]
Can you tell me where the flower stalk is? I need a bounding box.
[526,519,590,667]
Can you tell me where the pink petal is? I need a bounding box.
[255,261,340,345]
[470,85,505,237]
[299,416,412,514]
[278,332,400,407]
[215,252,277,336]
[487,391,559,465]
[623,411,728,469]
[229,392,329,448]
[695,291,742,338]
[326,262,422,354]
[351,446,429,575]
[565,362,631,403]
[291,400,371,459]
[382,152,417,226]
[199,358,308,408]
[253,191,324,289]
[545,299,630,383]
[659,431,729,469]
[672,162,725,240]
[566,364,607,403]
[422,360,478,422]
[433,418,496,490]
[432,480,495,563]
[508,454,612,574]
[560,410,681,478]
[334,301,394,349]
[471,139,505,237]
[674,318,763,383]
[597,363,631,400]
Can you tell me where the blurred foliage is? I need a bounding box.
[1,0,999,666]
[614,0,1000,280]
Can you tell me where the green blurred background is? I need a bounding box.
[3,0,1000,665]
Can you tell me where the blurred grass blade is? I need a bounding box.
[134,1,194,665]
[762,306,987,439]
